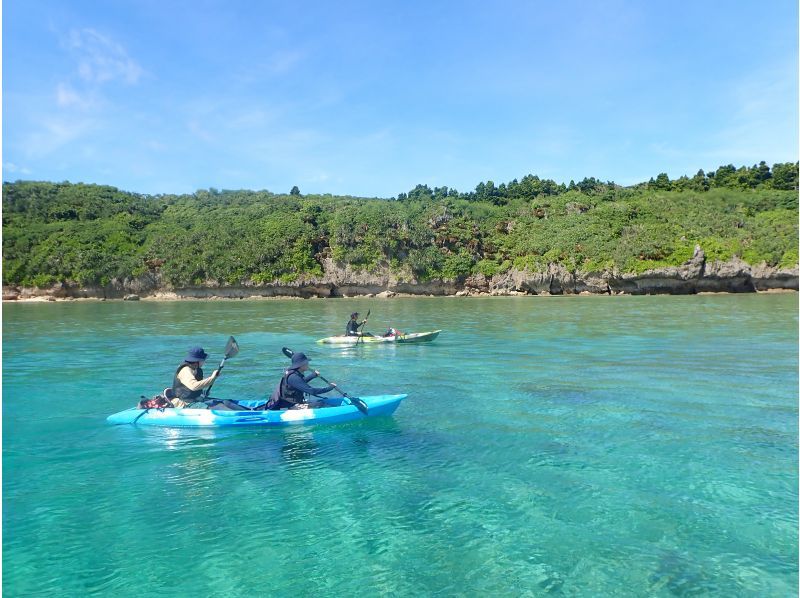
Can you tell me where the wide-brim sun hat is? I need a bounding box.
[290,352,311,368]
[184,346,209,362]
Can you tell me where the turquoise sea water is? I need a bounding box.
[3,294,798,596]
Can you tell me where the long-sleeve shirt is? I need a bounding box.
[346,320,365,336]
[286,370,335,397]
[177,367,216,391]
[169,368,218,408]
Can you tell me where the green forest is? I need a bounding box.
[2,162,798,289]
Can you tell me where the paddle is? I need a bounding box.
[281,347,368,414]
[203,336,240,399]
[357,309,371,345]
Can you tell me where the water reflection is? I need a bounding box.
[279,430,320,469]
[112,416,407,468]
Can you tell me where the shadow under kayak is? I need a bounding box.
[317,330,441,345]
[107,394,406,427]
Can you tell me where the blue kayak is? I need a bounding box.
[106,394,406,427]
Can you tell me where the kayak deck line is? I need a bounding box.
[107,394,407,427]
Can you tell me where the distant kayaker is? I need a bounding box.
[170,346,220,408]
[346,312,368,336]
[266,351,337,410]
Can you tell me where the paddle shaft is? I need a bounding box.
[316,373,368,414]
[357,309,371,345]
[203,336,239,399]
[202,356,227,399]
[315,372,347,399]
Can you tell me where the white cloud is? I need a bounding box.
[232,49,308,84]
[308,172,331,183]
[55,83,92,109]
[228,109,279,129]
[20,117,97,158]
[67,28,143,85]
[707,63,798,164]
[641,61,798,178]
[187,120,214,142]
[146,140,167,152]
[3,162,33,175]
[266,50,305,75]
[10,28,145,162]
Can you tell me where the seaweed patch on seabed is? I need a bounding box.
[724,425,796,454]
[526,561,565,594]
[524,439,573,468]
[649,550,719,596]
[516,384,600,405]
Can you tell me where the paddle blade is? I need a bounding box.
[282,347,293,358]
[225,336,240,359]
[349,396,368,415]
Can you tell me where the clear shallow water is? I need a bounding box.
[3,294,798,596]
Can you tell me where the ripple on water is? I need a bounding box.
[3,295,798,596]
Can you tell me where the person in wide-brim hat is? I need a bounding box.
[266,351,337,410]
[169,346,220,408]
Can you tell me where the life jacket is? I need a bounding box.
[267,368,305,409]
[346,320,360,336]
[171,363,204,402]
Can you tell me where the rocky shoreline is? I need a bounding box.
[3,249,797,301]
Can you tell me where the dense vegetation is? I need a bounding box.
[3,162,798,288]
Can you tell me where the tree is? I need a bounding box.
[710,164,737,188]
[691,169,709,191]
[290,186,301,196]
[651,173,672,191]
[3,164,796,289]
[749,161,772,187]
[577,177,603,193]
[407,184,433,201]
[771,162,798,191]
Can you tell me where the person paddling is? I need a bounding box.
[170,346,219,408]
[345,312,368,336]
[170,346,248,410]
[266,352,337,410]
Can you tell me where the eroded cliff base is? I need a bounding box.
[4,249,797,301]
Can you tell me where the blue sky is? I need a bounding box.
[3,0,798,197]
